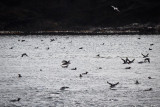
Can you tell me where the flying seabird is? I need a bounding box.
[107,81,119,88]
[150,44,154,46]
[10,98,21,102]
[141,53,149,58]
[21,53,28,57]
[121,58,128,64]
[111,6,120,12]
[128,59,135,64]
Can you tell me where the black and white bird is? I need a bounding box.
[60,86,69,90]
[144,58,150,63]
[10,98,21,102]
[128,59,135,64]
[82,72,88,75]
[141,53,149,58]
[61,60,70,68]
[107,81,119,88]
[71,67,77,70]
[18,74,22,78]
[144,88,152,91]
[135,80,140,84]
[21,53,28,57]
[111,6,120,12]
[125,67,131,69]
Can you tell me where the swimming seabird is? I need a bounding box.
[10,98,21,102]
[141,53,149,58]
[82,72,88,75]
[150,44,154,46]
[125,67,131,69]
[35,47,38,49]
[96,54,100,57]
[135,80,140,84]
[138,61,145,64]
[21,40,25,42]
[46,47,50,50]
[144,88,152,91]
[50,39,55,42]
[18,74,22,78]
[71,67,77,70]
[21,53,28,57]
[79,74,83,78]
[79,47,83,49]
[149,48,152,50]
[60,86,69,90]
[62,60,70,65]
[148,76,154,79]
[107,81,119,88]
[99,67,102,69]
[10,47,13,49]
[111,6,120,12]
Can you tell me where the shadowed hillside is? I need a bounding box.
[0,0,160,31]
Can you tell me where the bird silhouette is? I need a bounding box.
[111,6,120,12]
[71,67,77,70]
[60,86,69,90]
[62,60,70,65]
[21,53,28,57]
[144,58,150,63]
[144,88,152,91]
[79,74,83,78]
[125,67,131,69]
[18,74,22,78]
[10,98,21,102]
[121,58,128,64]
[50,39,55,42]
[107,81,119,88]
[128,59,135,64]
[135,80,140,84]
[141,53,149,58]
[150,44,154,46]
[82,72,88,75]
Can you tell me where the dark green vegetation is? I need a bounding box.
[0,0,160,33]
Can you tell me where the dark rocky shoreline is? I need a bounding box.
[0,24,160,35]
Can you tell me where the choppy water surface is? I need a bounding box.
[0,35,160,107]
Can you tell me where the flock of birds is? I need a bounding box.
[8,37,155,103]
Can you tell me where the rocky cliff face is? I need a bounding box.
[0,0,160,30]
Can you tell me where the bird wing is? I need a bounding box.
[107,81,112,85]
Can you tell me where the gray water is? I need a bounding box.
[0,35,160,107]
